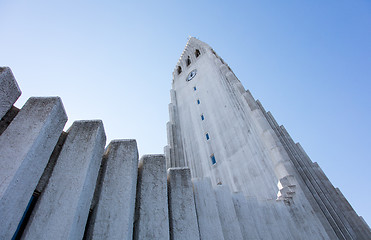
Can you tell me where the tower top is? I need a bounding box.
[173,37,211,78]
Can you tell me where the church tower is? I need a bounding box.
[165,37,371,239]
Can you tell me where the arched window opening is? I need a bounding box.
[186,56,191,66]
[195,49,200,58]
[177,66,182,75]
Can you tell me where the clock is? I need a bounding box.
[186,69,197,81]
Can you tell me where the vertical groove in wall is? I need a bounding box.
[0,106,19,136]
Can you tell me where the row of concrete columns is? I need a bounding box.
[0,69,244,240]
[255,95,371,240]
[0,91,301,240]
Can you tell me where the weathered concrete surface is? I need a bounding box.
[0,106,19,136]
[232,193,260,240]
[192,178,224,240]
[0,97,67,240]
[0,67,21,119]
[35,131,68,193]
[22,120,106,240]
[134,155,169,240]
[85,139,139,240]
[214,185,243,240]
[167,167,200,240]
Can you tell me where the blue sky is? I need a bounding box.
[1,1,370,225]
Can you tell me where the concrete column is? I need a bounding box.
[167,168,200,240]
[164,145,171,168]
[0,67,21,119]
[262,108,339,239]
[0,106,19,136]
[231,192,260,240]
[242,90,258,111]
[22,120,106,240]
[133,155,169,240]
[214,185,243,240]
[85,140,138,240]
[246,197,273,240]
[192,178,224,240]
[0,97,67,240]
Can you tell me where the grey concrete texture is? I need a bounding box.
[0,97,67,239]
[168,38,367,239]
[86,139,139,240]
[134,154,169,240]
[167,167,200,240]
[35,132,68,193]
[0,106,19,136]
[192,178,225,240]
[0,67,21,120]
[214,185,243,240]
[22,120,106,240]
[231,193,260,240]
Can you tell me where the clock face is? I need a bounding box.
[186,69,197,81]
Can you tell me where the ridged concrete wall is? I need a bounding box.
[165,38,371,240]
[1,56,370,240]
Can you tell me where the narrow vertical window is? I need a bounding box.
[197,99,200,104]
[195,49,200,58]
[177,66,182,75]
[186,56,191,66]
[193,86,197,91]
[206,133,209,140]
[201,114,204,120]
[210,154,216,165]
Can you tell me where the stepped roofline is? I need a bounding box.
[172,37,212,78]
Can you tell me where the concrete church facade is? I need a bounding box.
[166,37,370,240]
[0,38,369,239]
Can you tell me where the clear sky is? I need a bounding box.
[1,0,370,225]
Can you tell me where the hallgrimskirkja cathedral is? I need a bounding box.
[0,38,370,239]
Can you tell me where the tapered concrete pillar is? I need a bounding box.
[85,140,139,240]
[22,120,106,240]
[232,193,260,240]
[0,67,21,119]
[192,178,224,240]
[133,155,169,240]
[214,185,243,240]
[0,97,67,240]
[167,168,200,240]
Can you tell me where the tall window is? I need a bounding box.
[186,56,191,66]
[195,49,200,58]
[210,154,216,165]
[197,99,200,104]
[206,133,210,140]
[201,114,204,120]
[193,86,197,91]
[177,66,182,75]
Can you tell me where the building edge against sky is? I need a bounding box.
[165,37,371,239]
[0,37,370,239]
